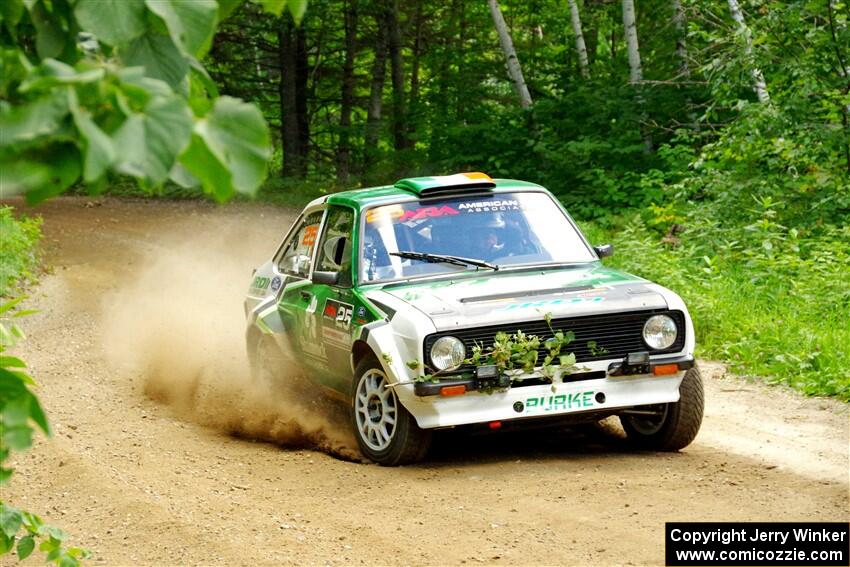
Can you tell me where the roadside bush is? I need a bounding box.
[0,207,42,297]
[581,200,850,401]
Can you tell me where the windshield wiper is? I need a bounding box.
[389,251,499,271]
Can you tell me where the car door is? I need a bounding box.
[276,209,327,376]
[307,205,358,394]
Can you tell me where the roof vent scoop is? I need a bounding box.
[394,172,496,196]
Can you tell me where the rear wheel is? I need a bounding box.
[250,334,305,397]
[351,355,431,465]
[620,366,704,451]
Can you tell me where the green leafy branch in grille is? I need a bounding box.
[411,313,580,393]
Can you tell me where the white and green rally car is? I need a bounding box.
[245,173,703,465]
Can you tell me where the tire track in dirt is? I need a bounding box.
[4,197,848,566]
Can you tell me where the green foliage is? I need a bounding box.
[0,299,89,565]
[415,315,580,393]
[0,0,285,204]
[0,207,42,297]
[582,198,850,401]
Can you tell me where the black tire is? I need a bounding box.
[351,354,431,466]
[619,366,704,451]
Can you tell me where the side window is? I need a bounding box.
[279,211,324,278]
[316,206,354,287]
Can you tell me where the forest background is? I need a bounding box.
[2,0,849,406]
[0,0,848,561]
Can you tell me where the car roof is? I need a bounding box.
[307,175,549,212]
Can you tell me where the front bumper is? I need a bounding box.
[402,356,693,429]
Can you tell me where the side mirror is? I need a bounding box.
[312,271,340,285]
[593,244,614,258]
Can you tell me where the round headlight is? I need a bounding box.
[642,315,678,350]
[430,336,466,370]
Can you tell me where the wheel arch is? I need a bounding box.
[350,339,376,375]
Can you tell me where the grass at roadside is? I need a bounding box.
[0,206,42,297]
[580,212,850,402]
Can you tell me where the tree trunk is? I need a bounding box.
[621,0,642,85]
[672,0,699,132]
[408,1,423,143]
[621,0,652,152]
[337,0,358,184]
[295,25,309,171]
[364,9,389,171]
[385,0,408,151]
[278,18,302,177]
[487,0,533,109]
[671,0,689,78]
[726,0,770,104]
[567,0,590,78]
[827,0,850,173]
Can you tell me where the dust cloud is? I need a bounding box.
[100,216,361,461]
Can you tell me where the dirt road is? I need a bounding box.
[4,197,848,566]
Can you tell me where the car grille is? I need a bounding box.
[424,309,686,368]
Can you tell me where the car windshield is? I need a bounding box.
[360,191,595,283]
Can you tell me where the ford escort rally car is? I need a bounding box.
[245,172,703,465]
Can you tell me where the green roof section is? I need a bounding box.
[325,175,547,210]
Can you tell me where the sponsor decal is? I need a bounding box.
[355,305,367,318]
[323,299,353,330]
[270,276,282,291]
[251,276,270,290]
[302,224,319,246]
[523,391,594,413]
[367,205,460,224]
[457,199,520,213]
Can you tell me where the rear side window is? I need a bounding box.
[279,211,324,278]
[316,205,355,286]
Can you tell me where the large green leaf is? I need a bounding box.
[21,144,82,204]
[19,59,104,93]
[217,0,243,20]
[74,0,146,47]
[0,89,69,149]
[145,0,218,57]
[287,0,307,24]
[68,89,115,182]
[178,133,232,201]
[17,535,35,560]
[0,48,30,97]
[112,95,193,187]
[121,32,188,87]
[28,0,67,59]
[178,96,270,200]
[0,0,25,30]
[0,505,22,539]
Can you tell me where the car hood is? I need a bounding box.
[372,264,669,330]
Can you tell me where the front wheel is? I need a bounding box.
[619,366,704,451]
[351,356,431,465]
